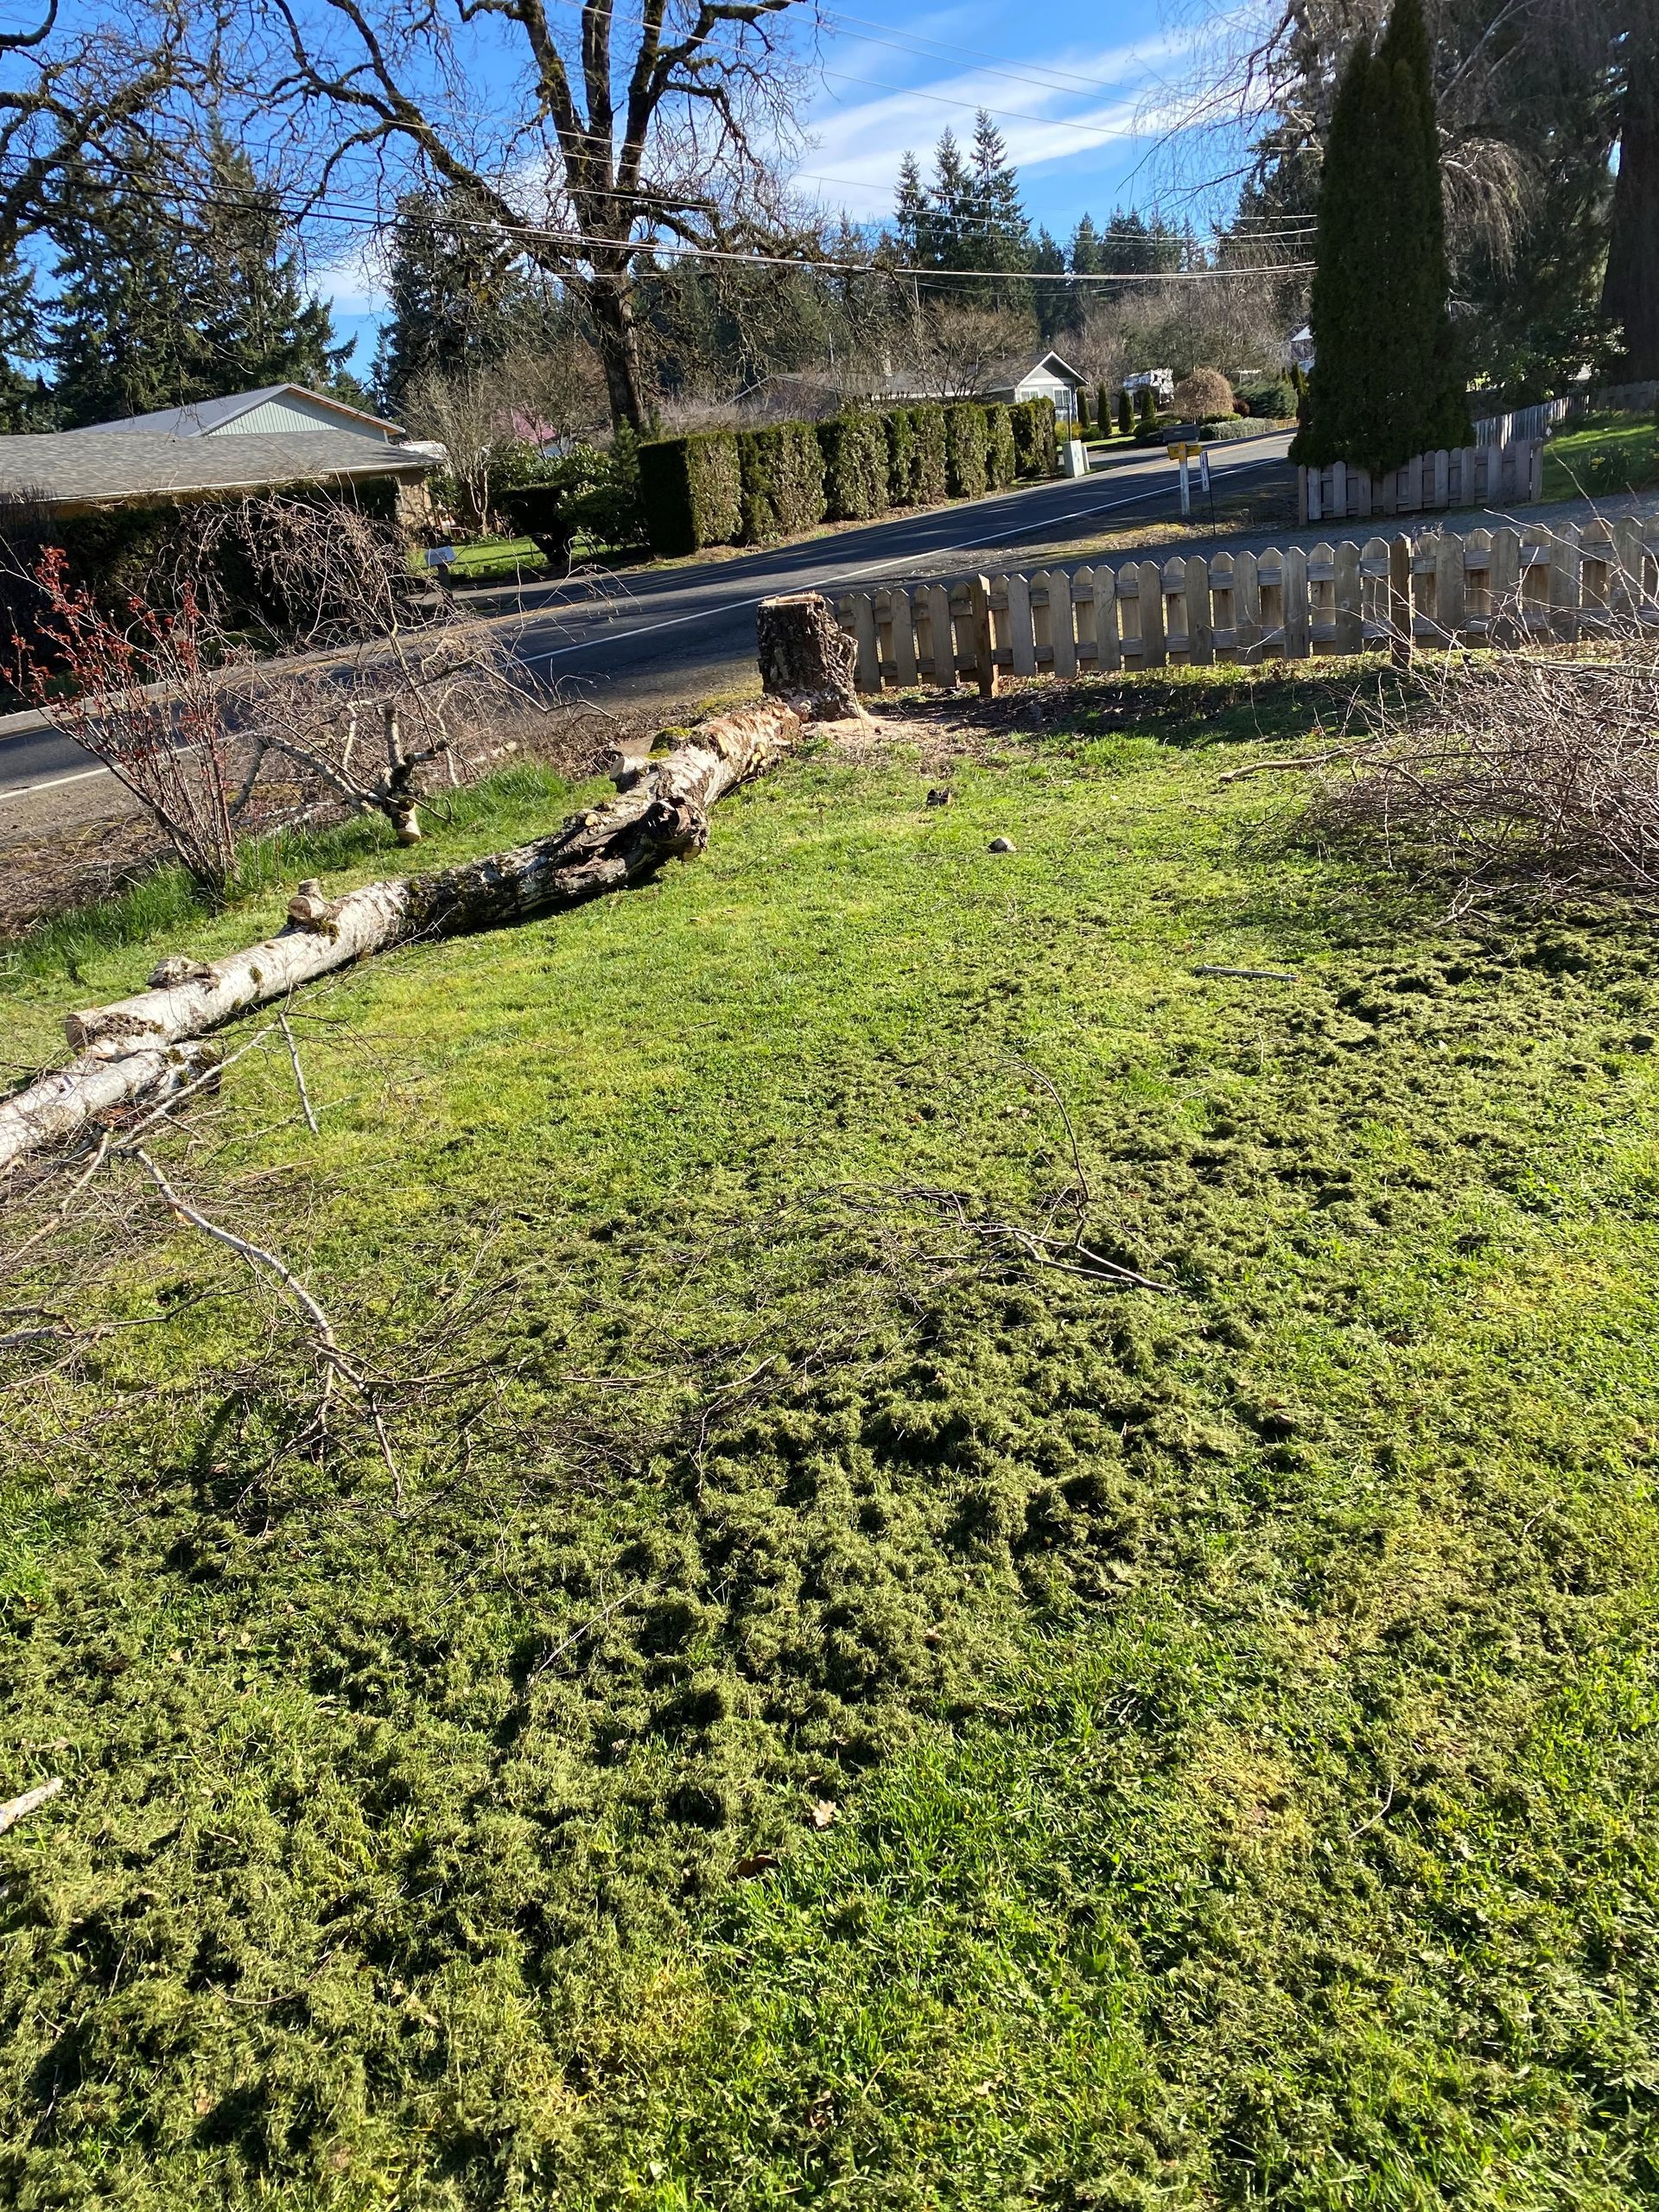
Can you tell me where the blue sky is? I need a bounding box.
[320,1,1204,378]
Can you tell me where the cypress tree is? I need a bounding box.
[1295,0,1469,474]
[1116,386,1133,435]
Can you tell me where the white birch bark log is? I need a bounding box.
[0,1042,219,1175]
[2,702,801,1172]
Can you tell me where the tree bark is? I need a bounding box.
[0,1041,219,1177]
[756,593,865,720]
[1603,23,1659,380]
[587,269,649,435]
[43,701,798,1074]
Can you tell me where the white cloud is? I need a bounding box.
[796,30,1189,220]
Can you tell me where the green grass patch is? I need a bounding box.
[3,667,1659,2204]
[1542,410,1659,501]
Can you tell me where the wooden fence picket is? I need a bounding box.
[831,518,1657,694]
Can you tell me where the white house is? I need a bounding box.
[79,383,407,443]
[981,349,1088,429]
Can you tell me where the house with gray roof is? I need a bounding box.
[78,382,407,443]
[0,427,439,524]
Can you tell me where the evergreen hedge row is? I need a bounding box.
[637,430,743,557]
[944,403,988,498]
[737,422,826,544]
[985,404,1017,490]
[638,391,1054,556]
[817,414,890,521]
[1009,397,1056,480]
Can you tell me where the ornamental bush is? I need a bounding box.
[1135,385,1158,426]
[1076,386,1093,432]
[818,413,890,521]
[637,430,742,556]
[944,403,988,498]
[1010,396,1057,479]
[1116,388,1134,435]
[736,421,825,544]
[1173,367,1235,420]
[984,403,1017,490]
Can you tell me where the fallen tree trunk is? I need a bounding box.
[0,1041,219,1177]
[68,701,799,1054]
[2,700,799,1173]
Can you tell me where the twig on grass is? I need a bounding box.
[278,1010,320,1135]
[0,1777,63,1834]
[132,1147,404,1506]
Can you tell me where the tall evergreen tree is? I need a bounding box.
[193,130,353,399]
[893,153,929,262]
[1602,16,1659,379]
[1295,0,1470,473]
[371,184,527,411]
[1069,213,1102,276]
[46,142,217,426]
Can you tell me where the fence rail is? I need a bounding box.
[1299,439,1540,524]
[835,519,1659,695]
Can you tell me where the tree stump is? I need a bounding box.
[756,592,865,721]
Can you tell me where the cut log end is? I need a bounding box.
[757,592,866,723]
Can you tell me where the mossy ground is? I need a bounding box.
[3,665,1659,2207]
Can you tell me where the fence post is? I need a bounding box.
[1138,559,1166,668]
[1389,536,1412,667]
[1048,571,1077,678]
[1186,556,1213,666]
[1005,570,1037,677]
[883,587,918,688]
[969,575,998,697]
[1285,545,1311,658]
[925,582,957,687]
[1236,550,1261,665]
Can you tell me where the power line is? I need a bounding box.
[140,175,1313,282]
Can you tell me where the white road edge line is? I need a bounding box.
[524,450,1287,665]
[9,762,113,798]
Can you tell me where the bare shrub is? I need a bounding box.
[1296,635,1659,912]
[20,546,244,896]
[1173,366,1235,419]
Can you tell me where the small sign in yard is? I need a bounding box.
[423,545,457,569]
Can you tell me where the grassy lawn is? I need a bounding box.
[4,668,1659,2205]
[1543,410,1659,502]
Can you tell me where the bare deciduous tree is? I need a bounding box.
[252,0,814,433]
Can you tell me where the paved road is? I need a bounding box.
[510,432,1294,715]
[0,433,1292,834]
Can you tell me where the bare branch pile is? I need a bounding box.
[1297,636,1659,911]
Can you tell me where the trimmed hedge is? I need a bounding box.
[817,413,889,522]
[1010,396,1057,480]
[737,422,825,545]
[638,430,742,556]
[944,403,988,498]
[984,404,1017,491]
[636,388,1047,557]
[883,408,917,505]
[909,404,948,504]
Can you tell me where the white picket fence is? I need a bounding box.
[834,518,1659,694]
[1299,439,1541,524]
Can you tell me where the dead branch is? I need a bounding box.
[0,1776,61,1835]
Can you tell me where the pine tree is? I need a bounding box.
[195,146,312,389]
[372,185,527,411]
[193,130,353,399]
[927,129,973,271]
[893,153,929,262]
[964,111,1032,274]
[1296,0,1469,473]
[0,254,49,430]
[46,142,219,426]
[1069,213,1101,276]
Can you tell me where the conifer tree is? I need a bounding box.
[46,143,218,426]
[372,185,529,411]
[1295,0,1469,473]
[193,130,353,399]
[893,153,929,262]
